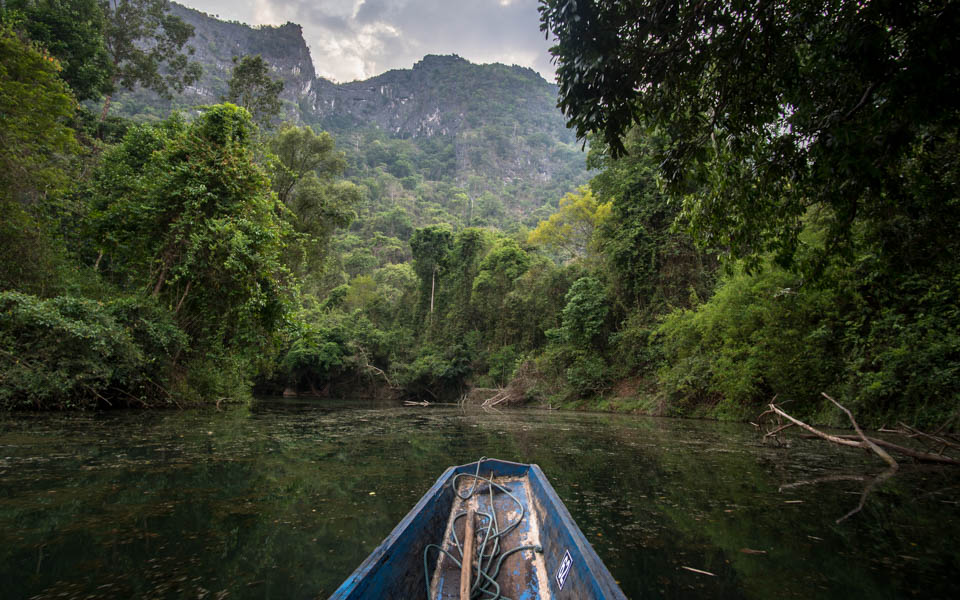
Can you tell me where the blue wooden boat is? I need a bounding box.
[330,458,627,599]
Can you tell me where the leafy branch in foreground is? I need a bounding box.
[540,0,960,271]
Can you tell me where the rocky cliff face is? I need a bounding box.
[168,3,317,108]
[307,54,572,142]
[127,4,574,145]
[113,3,586,211]
[301,53,580,188]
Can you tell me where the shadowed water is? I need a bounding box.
[1,398,957,599]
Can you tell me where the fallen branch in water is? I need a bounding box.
[680,566,716,576]
[778,469,896,523]
[814,434,960,466]
[482,387,517,408]
[778,474,870,491]
[763,396,960,523]
[763,422,795,440]
[883,422,960,454]
[823,393,898,470]
[759,393,960,467]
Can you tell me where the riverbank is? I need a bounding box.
[491,374,958,432]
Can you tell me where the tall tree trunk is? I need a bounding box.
[99,93,113,124]
[430,268,436,313]
[99,70,119,125]
[174,280,191,314]
[152,261,168,297]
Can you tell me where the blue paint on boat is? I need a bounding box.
[329,458,627,599]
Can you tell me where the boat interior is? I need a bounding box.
[428,470,550,599]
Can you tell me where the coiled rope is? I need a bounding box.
[423,458,543,600]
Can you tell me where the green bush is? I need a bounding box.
[558,276,609,348]
[0,291,185,409]
[656,265,843,420]
[279,315,349,392]
[564,352,610,397]
[609,312,663,376]
[398,343,474,400]
[486,344,520,387]
[841,287,960,427]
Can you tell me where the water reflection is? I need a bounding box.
[0,399,957,599]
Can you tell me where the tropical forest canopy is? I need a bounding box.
[0,0,957,429]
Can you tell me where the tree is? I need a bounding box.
[6,0,113,101]
[471,237,531,346]
[539,0,960,270]
[0,23,78,202]
[84,105,293,354]
[558,276,608,349]
[410,224,453,317]
[440,228,492,335]
[589,129,715,314]
[269,125,346,206]
[98,0,201,120]
[268,126,360,281]
[224,54,284,129]
[543,275,612,398]
[527,185,610,262]
[0,22,80,291]
[499,256,577,352]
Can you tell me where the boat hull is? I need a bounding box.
[329,458,627,599]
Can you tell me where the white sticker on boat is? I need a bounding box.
[556,549,573,591]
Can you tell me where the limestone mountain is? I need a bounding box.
[111,2,587,230]
[310,54,570,140]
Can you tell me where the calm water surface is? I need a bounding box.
[1,399,958,599]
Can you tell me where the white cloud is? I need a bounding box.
[311,20,406,81]
[251,0,280,24]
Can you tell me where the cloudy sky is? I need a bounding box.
[182,0,556,83]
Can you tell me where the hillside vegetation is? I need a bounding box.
[1,0,958,430]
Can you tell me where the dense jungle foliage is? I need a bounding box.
[1,0,957,429]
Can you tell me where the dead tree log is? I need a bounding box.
[353,345,397,389]
[821,393,898,470]
[818,434,960,466]
[761,393,960,523]
[759,393,960,467]
[883,422,960,454]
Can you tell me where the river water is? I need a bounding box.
[1,398,958,599]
